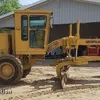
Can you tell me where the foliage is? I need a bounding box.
[0,0,20,15]
[0,28,12,33]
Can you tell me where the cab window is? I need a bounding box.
[21,15,28,40]
[30,30,45,48]
[30,15,47,29]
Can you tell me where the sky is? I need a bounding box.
[19,0,39,5]
[19,0,100,5]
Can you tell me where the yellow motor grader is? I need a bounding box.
[0,9,100,88]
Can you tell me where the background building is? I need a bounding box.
[0,0,100,56]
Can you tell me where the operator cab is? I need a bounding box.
[14,9,52,55]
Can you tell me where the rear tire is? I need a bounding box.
[22,68,31,78]
[0,55,23,85]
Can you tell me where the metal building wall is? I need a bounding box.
[1,0,100,27]
[0,15,14,28]
[30,0,100,24]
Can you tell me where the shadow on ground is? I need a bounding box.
[0,76,100,92]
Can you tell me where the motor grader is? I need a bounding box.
[0,9,100,89]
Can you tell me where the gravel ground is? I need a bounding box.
[0,61,100,100]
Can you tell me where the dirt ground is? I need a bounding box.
[0,60,100,100]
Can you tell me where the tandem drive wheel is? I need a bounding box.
[0,55,23,85]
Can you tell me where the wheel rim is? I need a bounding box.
[0,62,15,80]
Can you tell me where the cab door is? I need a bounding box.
[29,15,47,49]
[15,13,29,54]
[15,10,52,55]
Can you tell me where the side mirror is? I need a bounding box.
[50,15,54,28]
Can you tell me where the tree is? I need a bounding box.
[0,0,7,4]
[0,0,20,15]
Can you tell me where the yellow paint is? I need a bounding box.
[14,10,52,55]
[0,33,9,56]
[69,24,72,36]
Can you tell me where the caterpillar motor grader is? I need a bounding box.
[0,9,100,88]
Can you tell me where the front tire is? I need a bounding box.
[0,55,23,85]
[61,73,67,89]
